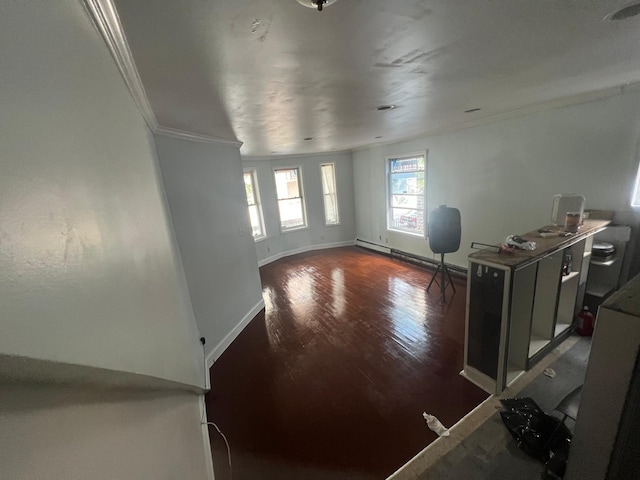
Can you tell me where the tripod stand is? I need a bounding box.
[427,252,456,303]
[426,205,461,304]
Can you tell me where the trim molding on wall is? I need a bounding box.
[245,150,352,161]
[351,82,640,154]
[206,299,265,368]
[257,240,356,267]
[83,0,243,148]
[155,126,243,148]
[83,0,158,130]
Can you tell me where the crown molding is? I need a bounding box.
[243,149,351,161]
[84,0,244,149]
[351,83,638,153]
[84,0,158,131]
[155,126,243,148]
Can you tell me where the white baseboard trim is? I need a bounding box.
[257,240,356,267]
[355,238,392,255]
[206,298,265,368]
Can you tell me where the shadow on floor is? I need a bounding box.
[418,336,591,480]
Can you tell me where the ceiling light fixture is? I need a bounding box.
[377,104,396,111]
[604,2,640,21]
[296,0,339,12]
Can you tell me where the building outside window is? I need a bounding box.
[320,163,340,225]
[243,169,266,240]
[387,153,426,236]
[274,167,307,231]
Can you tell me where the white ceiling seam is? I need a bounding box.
[82,0,243,148]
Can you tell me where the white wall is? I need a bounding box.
[0,0,203,388]
[0,384,211,480]
[0,2,211,479]
[353,92,640,268]
[155,136,264,363]
[243,152,357,264]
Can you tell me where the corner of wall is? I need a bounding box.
[206,298,265,368]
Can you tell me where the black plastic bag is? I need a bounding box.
[500,397,571,463]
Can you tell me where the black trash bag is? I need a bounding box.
[545,437,571,478]
[500,397,572,463]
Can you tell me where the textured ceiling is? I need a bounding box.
[112,0,640,156]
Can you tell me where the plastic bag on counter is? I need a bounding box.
[506,235,537,251]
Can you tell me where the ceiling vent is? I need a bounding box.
[296,0,339,12]
[605,2,640,21]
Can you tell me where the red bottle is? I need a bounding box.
[577,306,595,336]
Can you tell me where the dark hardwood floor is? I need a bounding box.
[206,247,488,480]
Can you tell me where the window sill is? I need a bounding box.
[253,235,268,243]
[324,222,341,227]
[387,228,425,239]
[280,225,309,234]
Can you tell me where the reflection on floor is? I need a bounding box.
[206,247,488,480]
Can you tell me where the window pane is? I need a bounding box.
[244,172,255,205]
[387,154,426,236]
[633,163,640,206]
[278,198,304,228]
[391,172,424,195]
[321,164,336,194]
[275,169,300,200]
[324,194,339,225]
[248,205,263,237]
[390,156,422,173]
[391,194,419,209]
[321,164,339,225]
[390,208,424,233]
[244,170,265,240]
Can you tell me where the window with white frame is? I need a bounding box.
[387,153,426,236]
[320,163,340,225]
[274,167,307,231]
[243,169,266,240]
[632,162,640,207]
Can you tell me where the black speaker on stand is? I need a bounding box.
[426,205,461,303]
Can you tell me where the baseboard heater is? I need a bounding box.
[355,238,391,254]
[355,238,467,277]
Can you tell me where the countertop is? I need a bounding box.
[468,219,611,269]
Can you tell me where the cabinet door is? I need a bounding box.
[467,264,505,380]
[530,252,563,349]
[505,263,537,386]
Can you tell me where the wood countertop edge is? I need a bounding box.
[468,219,611,269]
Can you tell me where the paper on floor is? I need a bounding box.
[423,412,450,437]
